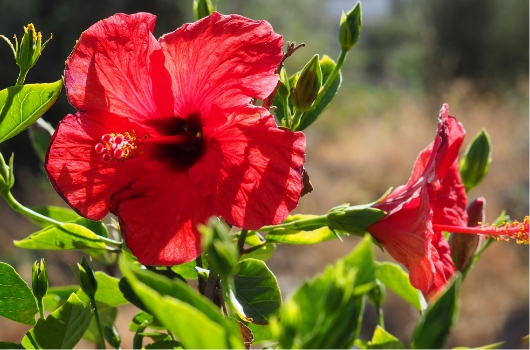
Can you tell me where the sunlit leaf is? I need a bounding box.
[375,262,424,310]
[230,259,282,324]
[0,79,63,143]
[144,340,183,349]
[30,206,81,227]
[171,260,198,280]
[14,223,110,251]
[411,274,462,349]
[42,285,79,312]
[367,325,405,349]
[21,293,93,349]
[342,234,375,287]
[119,256,243,349]
[77,271,128,308]
[277,261,363,348]
[265,214,346,245]
[0,262,38,325]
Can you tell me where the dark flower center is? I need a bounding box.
[146,113,206,170]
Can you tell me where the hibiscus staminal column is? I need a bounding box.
[433,216,529,245]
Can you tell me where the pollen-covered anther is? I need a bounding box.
[486,216,529,245]
[95,131,140,162]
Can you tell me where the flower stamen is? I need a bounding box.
[95,131,140,162]
[433,216,529,244]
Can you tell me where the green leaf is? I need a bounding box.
[342,234,375,287]
[411,274,462,349]
[119,255,243,349]
[266,214,346,245]
[14,222,109,251]
[144,340,183,349]
[129,311,165,332]
[77,271,128,307]
[230,259,282,324]
[0,262,38,325]
[243,232,276,261]
[246,323,273,345]
[367,326,405,349]
[375,262,424,310]
[42,285,79,312]
[30,206,81,227]
[28,118,54,164]
[0,79,63,143]
[297,55,342,131]
[278,261,364,349]
[21,293,93,349]
[171,260,198,280]
[0,342,24,349]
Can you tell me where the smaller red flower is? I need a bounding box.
[367,104,466,299]
[368,104,529,299]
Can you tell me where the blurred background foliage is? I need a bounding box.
[0,0,528,348]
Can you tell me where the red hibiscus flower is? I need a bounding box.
[368,104,529,299]
[367,104,466,299]
[45,12,306,265]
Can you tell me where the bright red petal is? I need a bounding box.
[159,12,283,120]
[434,105,465,180]
[430,160,468,227]
[424,230,456,299]
[189,105,305,229]
[65,13,173,130]
[45,112,147,220]
[370,186,436,292]
[112,163,210,265]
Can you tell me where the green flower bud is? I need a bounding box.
[71,256,98,299]
[327,204,386,236]
[0,153,15,196]
[1,24,52,84]
[338,2,362,51]
[103,324,121,349]
[459,129,491,192]
[32,258,48,300]
[193,0,214,21]
[367,280,386,306]
[290,54,322,112]
[200,218,239,280]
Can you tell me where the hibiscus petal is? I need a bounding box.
[159,12,283,120]
[189,105,305,229]
[429,160,468,227]
[370,187,436,293]
[111,163,209,265]
[65,13,174,129]
[424,230,456,299]
[45,112,146,220]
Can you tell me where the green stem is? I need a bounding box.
[376,305,385,329]
[237,229,249,255]
[92,298,107,349]
[3,191,62,226]
[37,298,44,319]
[259,214,328,232]
[16,69,28,86]
[290,110,304,131]
[2,191,123,248]
[242,241,269,255]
